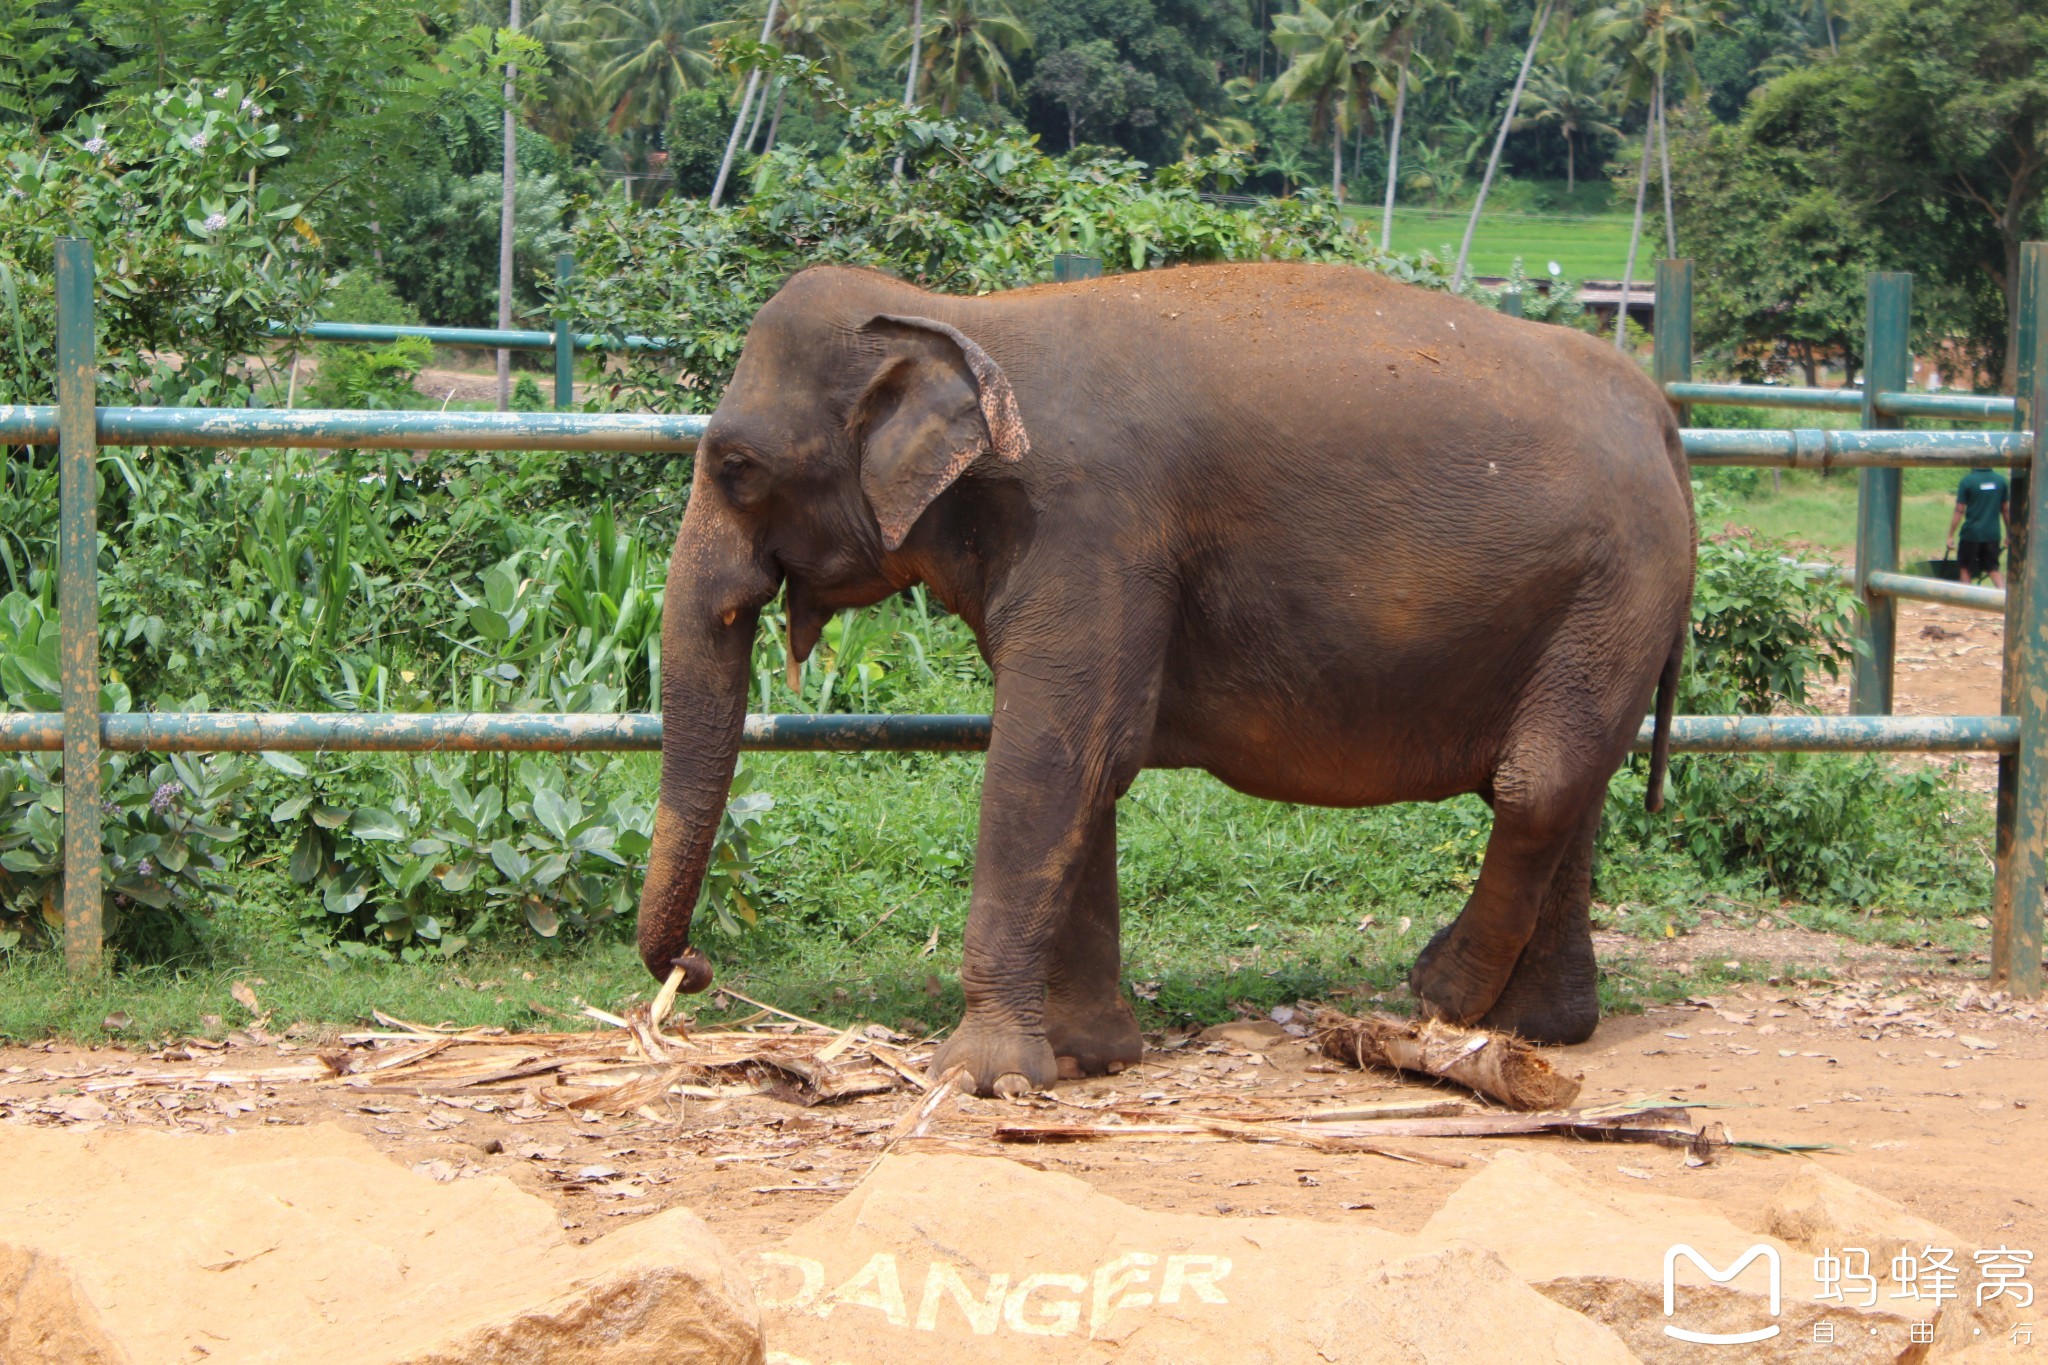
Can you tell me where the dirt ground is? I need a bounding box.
[4,955,2042,1276]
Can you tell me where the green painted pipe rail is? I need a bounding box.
[0,406,704,453]
[1685,428,2028,467]
[266,320,668,353]
[1,406,2024,469]
[0,711,2019,755]
[1866,568,2007,612]
[1665,381,2019,424]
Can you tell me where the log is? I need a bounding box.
[1313,1011,1583,1111]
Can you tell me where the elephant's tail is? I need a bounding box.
[1644,629,1685,813]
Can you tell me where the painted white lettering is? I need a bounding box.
[1158,1254,1233,1305]
[820,1252,908,1326]
[914,1260,1010,1334]
[1004,1273,1087,1337]
[1089,1252,1158,1337]
[754,1253,826,1313]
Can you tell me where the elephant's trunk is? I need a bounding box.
[636,498,774,988]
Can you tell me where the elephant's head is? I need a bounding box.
[636,267,1031,987]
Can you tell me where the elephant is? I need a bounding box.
[636,260,1695,1098]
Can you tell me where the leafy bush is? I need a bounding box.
[1,82,325,407]
[568,55,1456,412]
[308,334,432,409]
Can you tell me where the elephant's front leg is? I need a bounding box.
[1044,805,1144,1079]
[930,618,1161,1096]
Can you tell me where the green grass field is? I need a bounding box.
[1344,202,1637,279]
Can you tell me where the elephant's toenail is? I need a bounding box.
[1105,1059,1127,1074]
[1056,1056,1084,1080]
[993,1071,1034,1098]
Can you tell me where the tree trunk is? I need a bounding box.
[744,73,773,152]
[497,0,520,413]
[761,81,786,155]
[1657,79,1676,259]
[1332,118,1344,203]
[1614,116,1652,350]
[710,0,782,208]
[1823,3,1837,54]
[1068,108,1077,150]
[1380,57,1408,248]
[893,0,925,177]
[1565,131,1574,192]
[1454,0,1553,289]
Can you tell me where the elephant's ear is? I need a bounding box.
[851,314,1030,552]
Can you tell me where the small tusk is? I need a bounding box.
[721,608,737,627]
[786,619,803,692]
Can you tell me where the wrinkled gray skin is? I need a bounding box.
[638,261,1695,1097]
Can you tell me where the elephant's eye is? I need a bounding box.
[715,447,773,511]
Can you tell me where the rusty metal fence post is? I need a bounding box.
[554,253,575,411]
[1654,260,1692,426]
[1996,243,2048,993]
[1850,273,1911,715]
[54,239,102,971]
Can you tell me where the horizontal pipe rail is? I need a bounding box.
[1878,392,2019,422]
[1866,568,2007,612]
[1666,382,2019,424]
[1684,427,2030,467]
[0,406,704,452]
[0,711,2017,755]
[267,321,668,353]
[3,406,2029,471]
[1666,381,1863,413]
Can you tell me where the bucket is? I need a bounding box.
[1920,558,1963,582]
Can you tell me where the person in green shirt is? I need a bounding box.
[1948,467,2011,587]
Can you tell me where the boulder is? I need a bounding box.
[0,1122,762,1365]
[1418,1150,1933,1365]
[751,1152,1638,1365]
[1764,1164,1967,1269]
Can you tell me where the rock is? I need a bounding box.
[752,1152,1637,1364]
[1417,1150,1929,1364]
[0,1122,762,1365]
[1764,1163,1966,1268]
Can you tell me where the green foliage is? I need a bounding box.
[0,0,83,136]
[665,86,731,198]
[380,166,574,329]
[1684,517,1857,714]
[0,81,325,406]
[308,335,433,409]
[569,71,1453,409]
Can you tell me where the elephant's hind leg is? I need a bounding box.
[1044,805,1144,1078]
[1408,724,1617,1029]
[1476,805,1601,1045]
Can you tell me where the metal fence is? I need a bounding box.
[1,236,2042,996]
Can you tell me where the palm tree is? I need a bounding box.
[882,0,1032,116]
[1513,23,1620,193]
[707,0,869,152]
[1453,0,1557,289]
[1591,0,1713,346]
[1269,0,1389,203]
[1367,0,1470,250]
[1257,145,1313,197]
[582,0,716,133]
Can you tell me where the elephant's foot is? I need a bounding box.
[1044,990,1144,1080]
[1476,912,1599,1046]
[929,1021,1059,1097]
[1407,921,1512,1027]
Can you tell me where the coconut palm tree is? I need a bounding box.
[1590,0,1713,346]
[1269,0,1390,203]
[706,0,869,152]
[1452,0,1558,289]
[882,0,1032,116]
[1368,0,1469,248]
[581,0,717,134]
[1257,144,1313,197]
[1513,22,1620,193]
